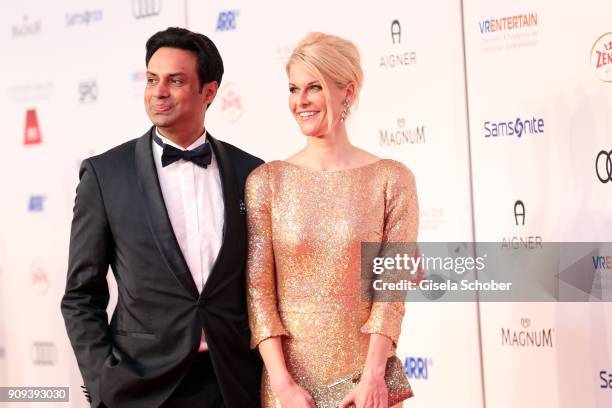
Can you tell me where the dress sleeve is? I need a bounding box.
[360,162,419,346]
[245,164,289,349]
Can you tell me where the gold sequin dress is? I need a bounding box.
[245,159,418,407]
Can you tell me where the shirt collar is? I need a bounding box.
[155,127,207,150]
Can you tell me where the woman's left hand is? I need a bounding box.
[339,373,388,408]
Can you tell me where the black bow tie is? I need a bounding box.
[153,132,212,168]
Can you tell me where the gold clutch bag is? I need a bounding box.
[310,356,414,408]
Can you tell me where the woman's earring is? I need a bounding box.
[340,100,350,123]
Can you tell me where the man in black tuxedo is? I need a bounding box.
[61,27,263,408]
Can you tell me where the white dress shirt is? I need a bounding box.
[152,127,224,352]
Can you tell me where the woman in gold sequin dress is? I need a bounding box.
[245,33,418,408]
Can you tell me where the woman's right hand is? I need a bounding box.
[272,378,316,408]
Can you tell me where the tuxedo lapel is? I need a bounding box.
[134,127,199,299]
[204,133,244,297]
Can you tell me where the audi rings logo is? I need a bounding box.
[596,150,612,183]
[132,0,161,19]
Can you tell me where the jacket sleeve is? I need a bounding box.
[360,162,419,346]
[60,159,113,408]
[245,164,289,349]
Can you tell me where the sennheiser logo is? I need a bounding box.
[391,20,401,44]
[596,150,612,183]
[132,0,161,19]
[31,341,56,365]
[514,200,525,226]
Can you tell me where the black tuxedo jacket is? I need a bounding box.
[61,127,264,408]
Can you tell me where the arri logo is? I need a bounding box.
[79,80,98,104]
[501,318,554,348]
[12,15,41,38]
[595,150,612,183]
[24,109,42,145]
[216,10,239,32]
[403,357,431,380]
[28,195,45,212]
[132,0,161,19]
[484,116,544,138]
[478,12,538,34]
[591,32,612,82]
[379,20,416,68]
[31,341,56,366]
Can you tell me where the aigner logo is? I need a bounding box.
[514,200,525,226]
[391,19,401,44]
[79,80,98,104]
[31,341,56,366]
[132,0,161,19]
[379,20,416,68]
[216,10,239,32]
[502,200,542,250]
[595,150,612,183]
[24,109,42,145]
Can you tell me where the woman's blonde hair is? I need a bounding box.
[286,32,364,132]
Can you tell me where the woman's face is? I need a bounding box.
[287,64,346,137]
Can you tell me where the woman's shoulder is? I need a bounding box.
[374,159,416,192]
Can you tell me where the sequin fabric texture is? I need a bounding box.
[245,159,419,407]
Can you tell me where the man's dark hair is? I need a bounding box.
[145,27,224,90]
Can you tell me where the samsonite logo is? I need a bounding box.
[24,109,42,145]
[484,116,544,138]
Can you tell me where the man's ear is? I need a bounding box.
[202,81,219,106]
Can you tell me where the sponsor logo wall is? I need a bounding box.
[0,0,611,407]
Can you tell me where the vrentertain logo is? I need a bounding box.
[479,13,538,34]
